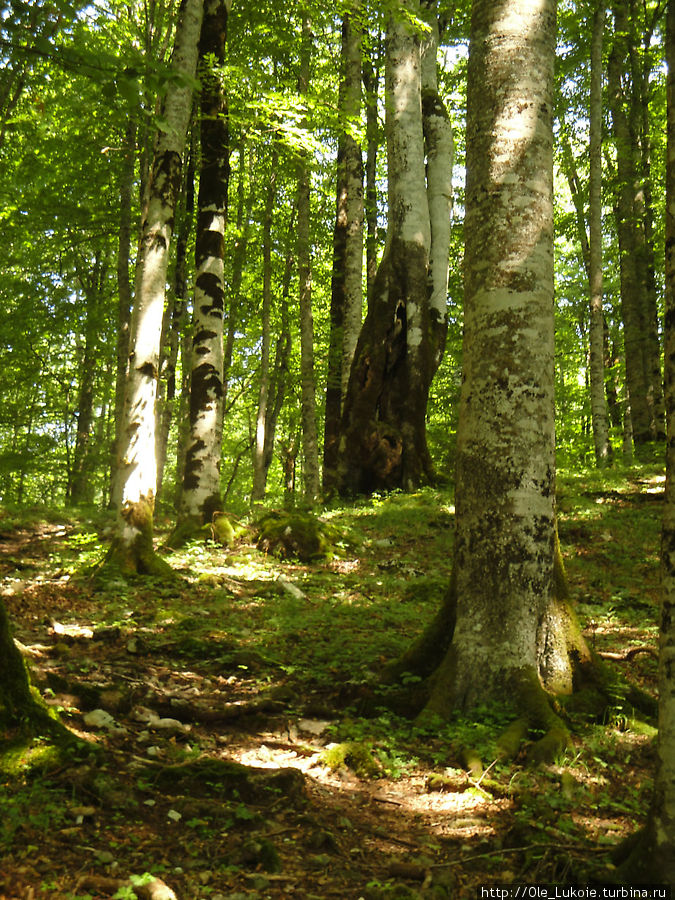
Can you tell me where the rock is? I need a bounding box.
[83,709,126,734]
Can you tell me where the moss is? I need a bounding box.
[167,512,236,549]
[496,717,529,760]
[509,667,571,764]
[320,741,381,778]
[255,511,347,562]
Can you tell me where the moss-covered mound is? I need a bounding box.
[255,511,348,562]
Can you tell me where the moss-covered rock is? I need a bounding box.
[255,511,348,562]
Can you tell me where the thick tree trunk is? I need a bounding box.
[297,13,321,502]
[0,600,63,739]
[617,0,675,879]
[324,6,364,494]
[386,0,598,763]
[588,1,612,466]
[338,0,437,494]
[106,0,203,576]
[177,0,229,536]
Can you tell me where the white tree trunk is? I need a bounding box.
[114,0,203,569]
[421,0,453,370]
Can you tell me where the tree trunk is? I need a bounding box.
[69,253,107,506]
[337,0,436,495]
[421,0,453,374]
[155,139,195,512]
[252,153,277,502]
[589,1,612,466]
[387,0,600,763]
[617,1,675,878]
[363,29,383,302]
[106,0,204,576]
[297,13,321,502]
[0,599,64,739]
[608,1,660,447]
[324,5,364,494]
[110,121,136,512]
[177,0,229,536]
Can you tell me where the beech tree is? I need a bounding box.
[106,0,204,574]
[337,0,452,495]
[174,0,230,541]
[383,0,625,761]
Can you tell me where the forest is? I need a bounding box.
[1,0,675,897]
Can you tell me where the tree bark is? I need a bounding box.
[363,29,383,303]
[383,0,600,764]
[106,0,204,576]
[69,253,107,506]
[177,0,229,537]
[337,0,438,494]
[297,12,321,502]
[252,152,277,502]
[110,121,136,512]
[589,1,612,466]
[324,5,364,494]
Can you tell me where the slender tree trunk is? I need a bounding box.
[617,0,675,878]
[155,140,195,511]
[252,154,277,502]
[421,0,453,375]
[111,121,136,511]
[324,5,364,493]
[589,1,612,466]
[608,1,658,446]
[106,0,204,576]
[297,12,321,502]
[178,0,229,534]
[70,254,106,505]
[363,30,383,303]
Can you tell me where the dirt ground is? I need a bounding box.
[0,481,661,899]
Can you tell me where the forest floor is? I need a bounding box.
[0,461,664,900]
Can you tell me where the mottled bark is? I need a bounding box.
[425,0,561,712]
[589,1,611,466]
[107,0,203,575]
[324,6,364,494]
[617,0,675,880]
[179,0,229,530]
[297,13,321,502]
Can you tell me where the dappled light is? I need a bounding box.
[0,467,663,896]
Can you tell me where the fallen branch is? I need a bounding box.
[597,647,658,663]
